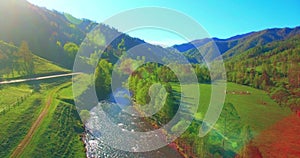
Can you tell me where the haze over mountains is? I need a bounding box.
[0,0,300,67]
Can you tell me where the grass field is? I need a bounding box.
[224,83,290,132]
[0,84,49,158]
[0,93,44,158]
[0,76,85,158]
[171,82,291,133]
[19,83,85,158]
[0,84,32,112]
[32,55,70,75]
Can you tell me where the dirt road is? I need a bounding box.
[10,83,71,158]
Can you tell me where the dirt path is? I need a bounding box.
[10,83,69,158]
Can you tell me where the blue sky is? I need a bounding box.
[27,0,300,46]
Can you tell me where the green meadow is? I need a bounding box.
[20,83,85,158]
[0,77,84,158]
[1,79,291,158]
[172,82,291,133]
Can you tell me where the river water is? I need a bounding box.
[83,101,183,158]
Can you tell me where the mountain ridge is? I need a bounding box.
[1,0,300,66]
[172,26,300,62]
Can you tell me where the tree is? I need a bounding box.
[239,125,254,158]
[136,80,150,105]
[262,62,272,76]
[271,87,290,106]
[281,62,288,77]
[79,110,91,124]
[253,73,260,89]
[129,75,139,96]
[195,65,210,83]
[261,70,271,90]
[236,71,245,84]
[116,38,126,56]
[237,142,262,158]
[95,59,113,100]
[249,69,255,86]
[0,49,8,77]
[217,103,242,152]
[18,41,34,75]
[288,60,300,88]
[63,42,79,58]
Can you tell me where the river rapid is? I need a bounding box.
[83,101,182,158]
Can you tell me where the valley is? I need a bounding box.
[0,0,299,157]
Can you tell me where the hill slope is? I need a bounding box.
[225,34,300,111]
[0,0,92,68]
[0,0,153,68]
[0,40,69,79]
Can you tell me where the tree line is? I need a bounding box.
[92,51,248,157]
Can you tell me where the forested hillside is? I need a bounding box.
[0,0,146,68]
[226,34,300,111]
[0,0,89,68]
[174,27,300,62]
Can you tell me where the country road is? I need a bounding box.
[0,72,81,85]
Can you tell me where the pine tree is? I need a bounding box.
[240,125,254,157]
[217,103,241,152]
[288,60,300,88]
[253,73,260,88]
